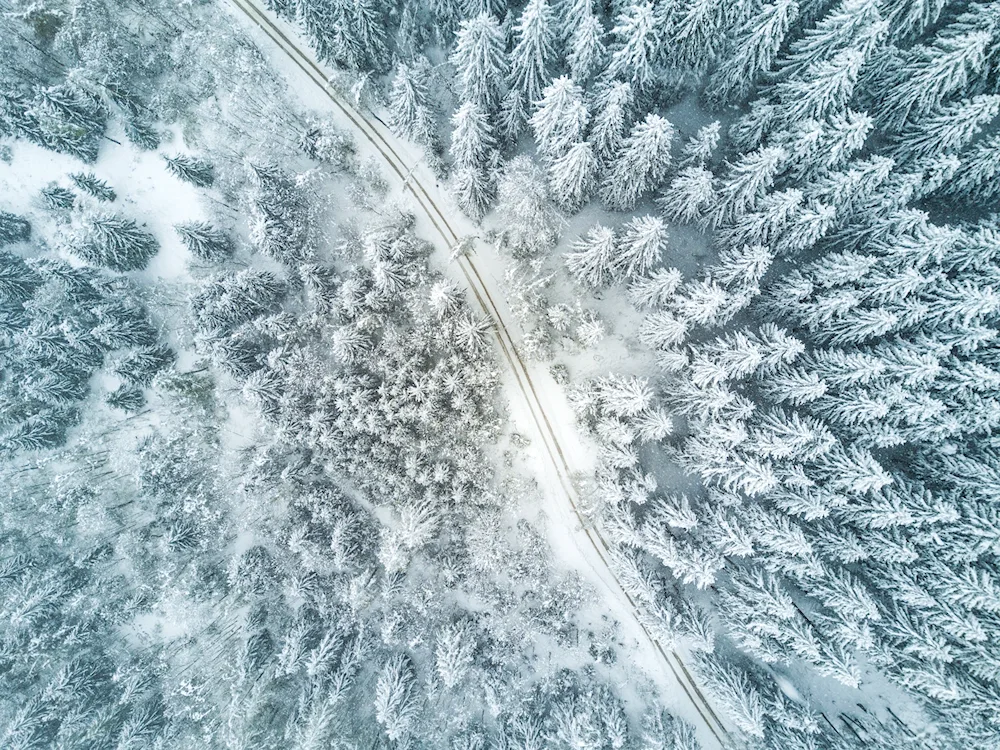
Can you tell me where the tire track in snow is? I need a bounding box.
[226,1,730,743]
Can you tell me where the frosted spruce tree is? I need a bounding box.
[567,8,607,82]
[450,100,496,169]
[706,0,799,104]
[509,0,558,107]
[605,1,661,92]
[601,113,675,210]
[548,140,598,209]
[450,12,509,115]
[589,80,634,163]
[529,75,589,161]
[73,213,159,271]
[388,57,435,145]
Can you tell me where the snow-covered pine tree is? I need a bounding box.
[780,110,873,182]
[163,154,214,187]
[509,0,557,107]
[616,215,668,281]
[75,213,159,271]
[450,101,496,169]
[175,222,235,261]
[588,80,634,163]
[706,0,799,105]
[529,75,589,160]
[891,94,1000,166]
[435,622,476,688]
[565,224,616,288]
[679,121,721,167]
[866,24,993,131]
[601,113,675,210]
[709,146,787,226]
[629,267,683,308]
[40,185,76,210]
[497,86,530,143]
[70,172,116,201]
[605,1,661,92]
[451,165,495,220]
[882,0,952,42]
[548,140,597,209]
[778,0,886,79]
[374,654,419,741]
[388,58,435,145]
[451,13,509,114]
[494,156,562,255]
[567,9,606,82]
[663,0,738,80]
[350,0,389,72]
[658,166,716,224]
[772,49,866,126]
[0,210,31,247]
[939,131,1000,202]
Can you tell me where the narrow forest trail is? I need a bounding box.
[226,1,731,744]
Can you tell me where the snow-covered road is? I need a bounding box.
[226,1,729,744]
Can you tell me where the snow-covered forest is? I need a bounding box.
[2,0,1000,748]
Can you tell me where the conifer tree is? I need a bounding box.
[616,215,668,281]
[589,81,633,163]
[871,28,993,130]
[565,224,616,288]
[530,75,589,160]
[707,0,799,105]
[28,82,107,162]
[497,87,530,143]
[41,185,76,210]
[779,0,886,78]
[70,172,116,202]
[124,118,161,151]
[351,0,390,72]
[709,146,787,226]
[451,165,495,220]
[495,156,562,255]
[75,214,159,272]
[629,267,683,308]
[175,222,235,261]
[509,0,558,106]
[664,0,734,77]
[567,10,606,82]
[374,654,419,741]
[548,140,598,209]
[450,101,496,169]
[606,1,661,92]
[679,121,721,167]
[940,132,1000,202]
[451,13,509,114]
[601,113,675,210]
[106,383,145,412]
[435,622,476,688]
[388,58,435,145]
[163,154,214,188]
[892,95,1000,166]
[782,110,873,181]
[773,49,865,125]
[658,166,716,223]
[0,211,31,247]
[882,0,951,41]
[297,0,340,65]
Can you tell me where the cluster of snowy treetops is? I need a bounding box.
[265,0,1000,747]
[1,0,705,747]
